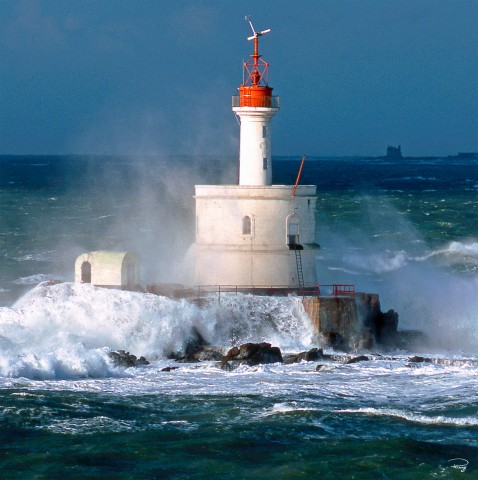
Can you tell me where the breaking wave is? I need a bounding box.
[343,240,478,275]
[419,241,478,265]
[13,274,59,285]
[0,282,313,380]
[337,407,478,427]
[343,250,408,273]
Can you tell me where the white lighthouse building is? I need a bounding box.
[194,20,319,289]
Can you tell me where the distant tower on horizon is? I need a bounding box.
[386,145,402,159]
[194,18,319,288]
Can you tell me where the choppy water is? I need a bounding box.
[0,155,477,478]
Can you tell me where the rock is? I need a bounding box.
[283,348,324,365]
[315,364,325,371]
[345,355,369,364]
[282,355,298,365]
[219,342,283,370]
[137,356,149,365]
[194,347,225,361]
[355,294,400,348]
[109,350,150,368]
[226,346,240,358]
[184,327,209,356]
[300,347,324,361]
[176,354,200,363]
[176,347,225,363]
[172,327,211,363]
[408,356,432,363]
[161,366,179,372]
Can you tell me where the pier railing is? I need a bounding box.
[195,284,355,301]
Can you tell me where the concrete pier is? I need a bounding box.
[303,292,398,350]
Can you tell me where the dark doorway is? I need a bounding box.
[81,261,92,283]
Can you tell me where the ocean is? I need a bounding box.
[0,154,477,479]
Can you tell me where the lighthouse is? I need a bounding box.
[233,20,278,186]
[194,19,319,289]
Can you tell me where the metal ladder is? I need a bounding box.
[294,247,305,290]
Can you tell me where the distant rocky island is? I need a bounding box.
[448,152,478,159]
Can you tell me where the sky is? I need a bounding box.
[0,0,477,157]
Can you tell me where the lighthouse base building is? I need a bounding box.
[194,185,318,287]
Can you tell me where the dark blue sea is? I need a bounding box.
[0,155,477,479]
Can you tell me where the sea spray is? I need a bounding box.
[0,282,314,379]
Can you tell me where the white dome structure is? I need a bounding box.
[74,251,140,290]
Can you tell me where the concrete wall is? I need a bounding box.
[303,297,358,339]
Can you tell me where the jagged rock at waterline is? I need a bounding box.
[408,356,432,363]
[109,350,150,368]
[176,346,226,363]
[161,366,180,372]
[283,348,324,364]
[345,355,370,364]
[219,342,283,371]
[173,328,226,363]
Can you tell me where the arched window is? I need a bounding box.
[242,216,252,235]
[81,261,92,283]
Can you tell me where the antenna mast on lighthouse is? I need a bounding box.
[244,16,271,86]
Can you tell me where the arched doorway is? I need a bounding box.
[81,261,92,283]
[287,214,300,247]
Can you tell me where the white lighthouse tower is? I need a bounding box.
[194,19,319,289]
[233,20,277,186]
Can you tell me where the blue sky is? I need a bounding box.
[1,0,477,157]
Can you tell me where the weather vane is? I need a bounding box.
[245,15,271,41]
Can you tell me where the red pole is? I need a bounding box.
[292,155,306,197]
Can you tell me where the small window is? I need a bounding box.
[263,157,268,170]
[242,216,251,235]
[262,126,267,138]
